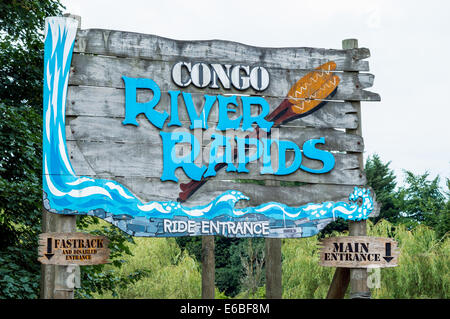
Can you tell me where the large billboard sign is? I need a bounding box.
[42,17,380,238]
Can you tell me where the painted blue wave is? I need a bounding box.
[42,17,374,237]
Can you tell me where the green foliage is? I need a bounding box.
[215,287,232,299]
[397,171,448,238]
[322,155,448,239]
[364,154,449,239]
[175,236,202,261]
[0,0,64,111]
[101,219,448,299]
[365,154,400,223]
[94,237,202,299]
[176,236,266,297]
[0,103,42,245]
[0,0,146,299]
[75,217,148,299]
[319,218,349,238]
[368,220,449,298]
[0,0,64,299]
[238,238,265,297]
[0,105,42,299]
[215,237,244,297]
[235,285,266,299]
[443,178,450,239]
[0,247,40,299]
[282,236,335,298]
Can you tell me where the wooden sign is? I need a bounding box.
[38,233,110,265]
[319,236,399,268]
[41,17,380,238]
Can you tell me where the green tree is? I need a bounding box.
[397,171,448,238]
[0,0,63,112]
[238,238,265,297]
[365,154,399,223]
[175,236,202,261]
[442,178,450,239]
[214,237,242,296]
[0,1,145,298]
[176,236,242,296]
[0,0,64,299]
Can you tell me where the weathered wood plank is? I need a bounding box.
[65,140,365,185]
[112,177,362,207]
[74,29,370,71]
[38,232,110,266]
[42,172,366,207]
[342,39,370,298]
[66,116,364,152]
[68,54,380,101]
[319,236,399,268]
[56,29,380,214]
[66,86,359,129]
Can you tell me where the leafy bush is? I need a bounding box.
[282,236,335,298]
[94,237,202,299]
[368,220,449,298]
[75,216,148,299]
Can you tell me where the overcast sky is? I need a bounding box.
[60,0,450,189]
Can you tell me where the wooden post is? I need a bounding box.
[40,209,78,299]
[264,149,283,300]
[40,13,81,300]
[342,38,370,299]
[326,38,371,299]
[348,221,370,298]
[201,235,215,299]
[265,237,282,299]
[326,267,350,299]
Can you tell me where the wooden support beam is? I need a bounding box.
[348,220,370,298]
[264,178,282,299]
[342,38,371,300]
[265,237,282,299]
[326,267,350,299]
[326,38,372,299]
[265,228,282,300]
[40,13,81,300]
[201,235,215,299]
[40,209,78,299]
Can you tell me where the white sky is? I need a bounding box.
[61,0,450,189]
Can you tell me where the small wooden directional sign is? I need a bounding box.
[38,233,110,265]
[319,236,399,268]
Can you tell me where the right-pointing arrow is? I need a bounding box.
[383,242,394,262]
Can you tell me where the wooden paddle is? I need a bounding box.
[178,61,340,202]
